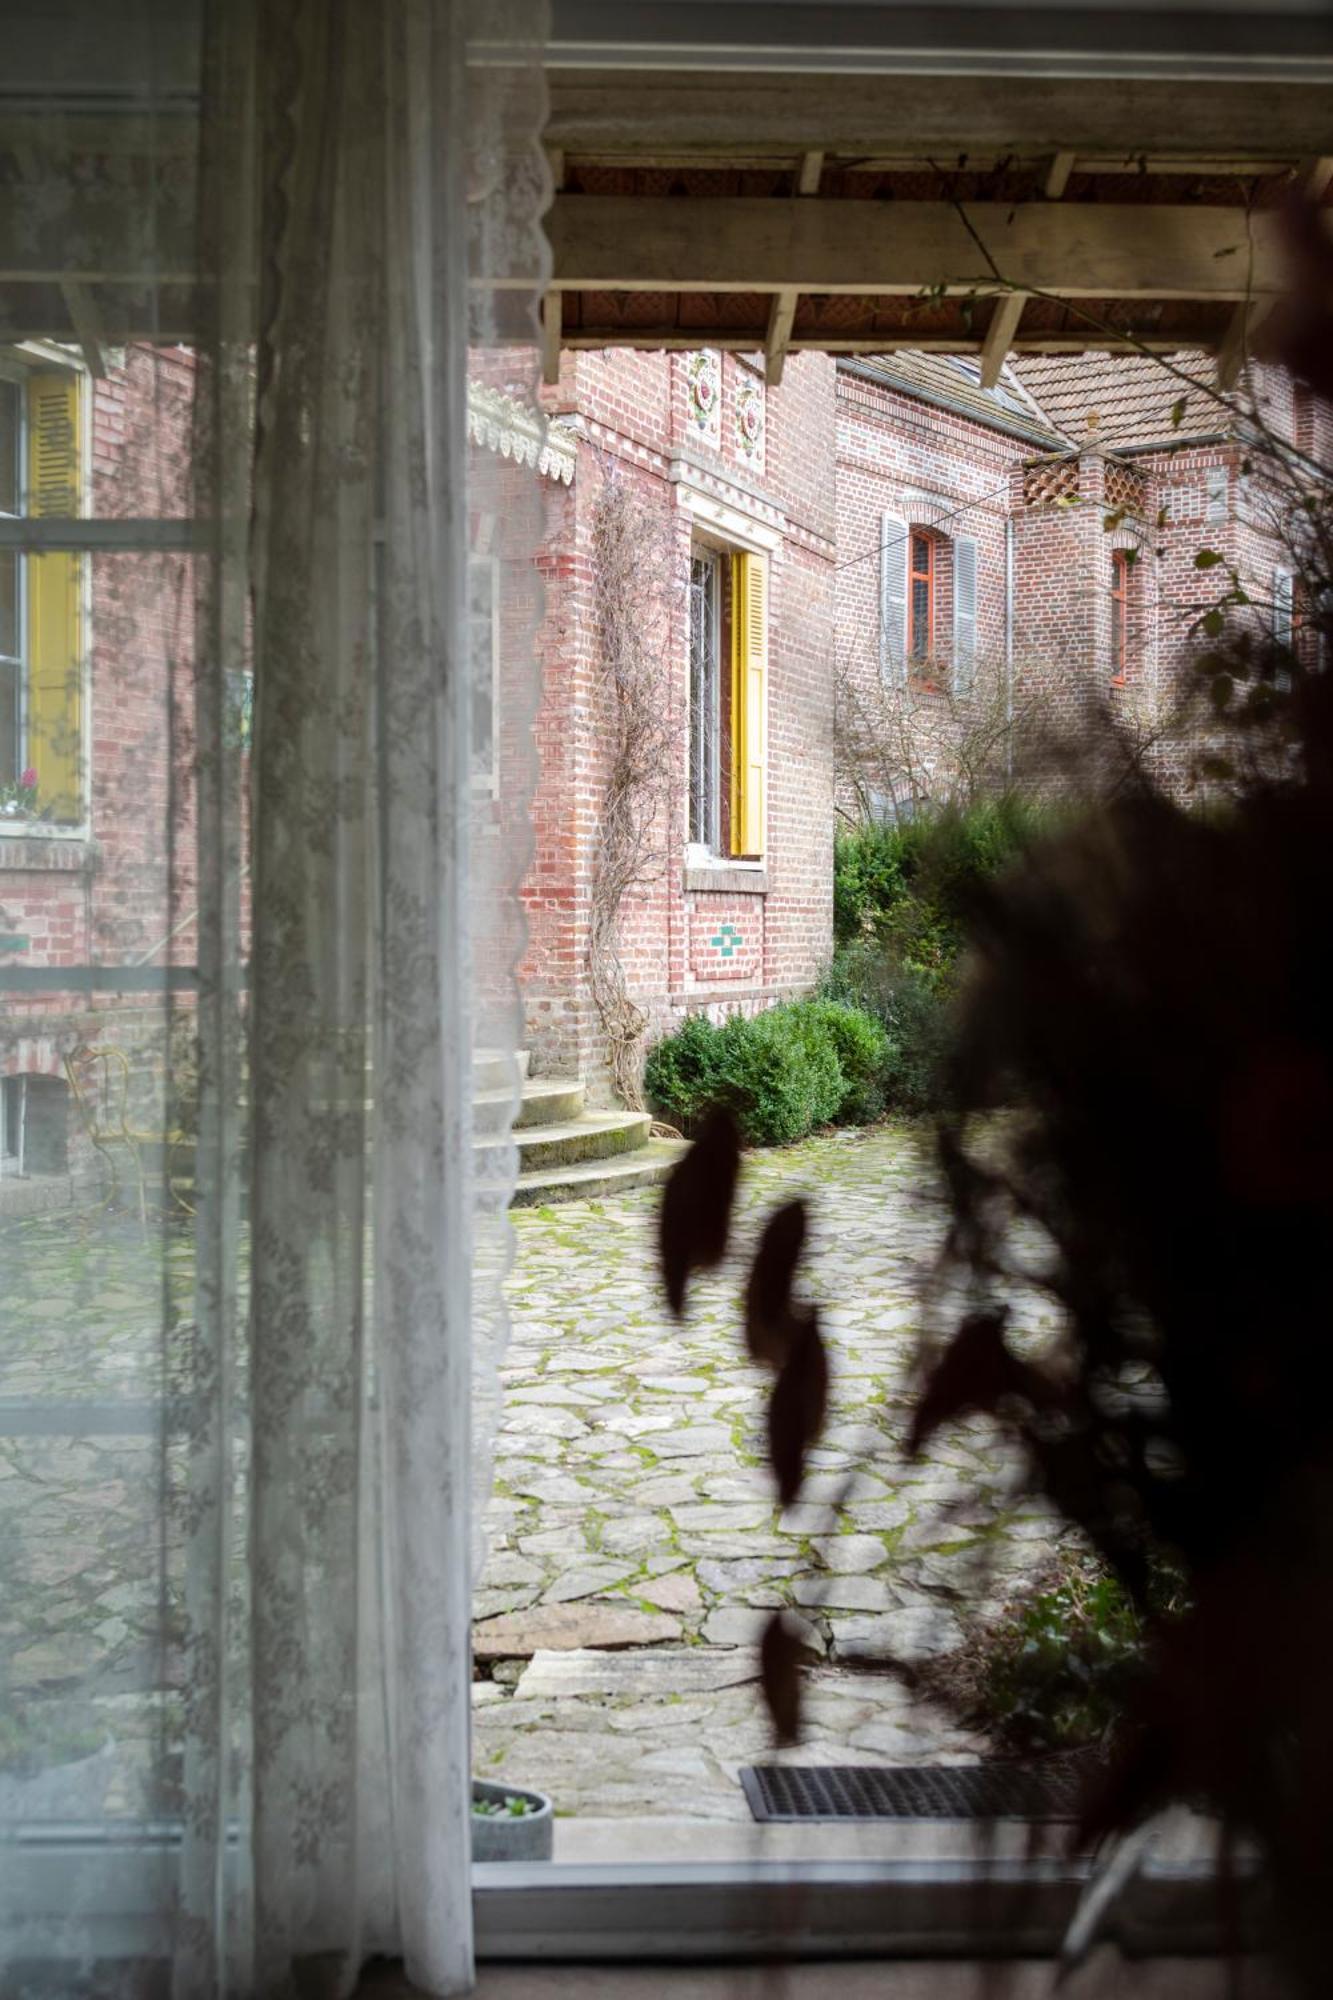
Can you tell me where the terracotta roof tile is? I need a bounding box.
[1010,353,1225,450]
[841,352,1065,450]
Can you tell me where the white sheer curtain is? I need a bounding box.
[0,2,549,1994]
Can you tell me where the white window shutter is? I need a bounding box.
[1206,467,1228,522]
[1273,567,1294,648]
[879,513,907,684]
[953,535,978,694]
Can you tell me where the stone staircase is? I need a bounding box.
[475,1050,686,1207]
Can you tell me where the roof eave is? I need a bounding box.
[836,356,1064,451]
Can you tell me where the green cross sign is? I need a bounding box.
[708,922,743,960]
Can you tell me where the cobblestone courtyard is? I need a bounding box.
[1,1123,1061,1831]
[475,1123,1061,1822]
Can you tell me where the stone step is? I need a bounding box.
[474,1076,587,1136]
[511,1137,688,1208]
[480,1110,653,1176]
[474,1047,531,1094]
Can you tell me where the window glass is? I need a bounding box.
[909,532,932,662]
[0,655,18,787]
[689,549,721,850]
[0,376,18,516]
[1111,550,1129,680]
[0,549,16,661]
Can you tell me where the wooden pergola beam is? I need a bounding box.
[979,291,1028,386]
[796,149,824,197]
[764,151,824,388]
[1044,152,1076,199]
[541,148,567,384]
[58,281,108,379]
[541,291,563,387]
[1301,155,1333,200]
[764,291,797,387]
[562,331,1224,356]
[546,72,1333,164]
[543,196,1295,301]
[1216,297,1275,392]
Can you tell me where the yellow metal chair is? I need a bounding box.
[63,1043,194,1224]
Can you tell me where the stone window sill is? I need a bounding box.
[684,862,769,895]
[0,829,93,871]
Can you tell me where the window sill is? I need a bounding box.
[684,861,769,895]
[0,828,93,870]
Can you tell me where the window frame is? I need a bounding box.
[1110,546,1131,686]
[687,541,725,860]
[0,341,91,839]
[0,362,29,796]
[0,1072,26,1173]
[907,527,936,667]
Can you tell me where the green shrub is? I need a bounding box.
[918,1546,1187,1755]
[642,1012,724,1128]
[834,797,1047,967]
[723,1005,844,1144]
[782,998,893,1125]
[645,998,894,1145]
[819,942,951,1116]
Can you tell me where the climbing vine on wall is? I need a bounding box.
[589,468,676,1106]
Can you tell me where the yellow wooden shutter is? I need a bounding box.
[27,371,82,822]
[729,550,767,857]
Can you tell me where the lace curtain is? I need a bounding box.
[0,2,549,1995]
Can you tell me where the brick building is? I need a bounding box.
[0,343,195,1195]
[510,344,837,1087]
[2,335,1326,1197]
[836,349,1329,817]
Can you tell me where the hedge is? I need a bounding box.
[643,997,892,1146]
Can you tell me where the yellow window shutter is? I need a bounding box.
[27,371,82,823]
[729,551,767,857]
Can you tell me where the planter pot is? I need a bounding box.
[471,1778,554,1862]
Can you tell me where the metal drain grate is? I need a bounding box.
[739,1761,1086,1822]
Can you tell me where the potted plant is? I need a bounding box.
[471,1778,553,1862]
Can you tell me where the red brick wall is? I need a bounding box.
[513,346,837,1088]
[1,347,195,1118]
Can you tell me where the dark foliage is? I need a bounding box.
[916,1546,1187,1757]
[744,1199,808,1368]
[657,1105,740,1315]
[913,660,1333,1988]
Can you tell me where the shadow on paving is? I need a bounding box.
[475,1123,1064,1822]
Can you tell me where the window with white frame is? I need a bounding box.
[880,513,977,694]
[688,541,767,860]
[688,547,723,853]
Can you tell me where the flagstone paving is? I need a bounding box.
[474,1122,1066,1821]
[0,1121,1065,1827]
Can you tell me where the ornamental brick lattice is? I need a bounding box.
[1103,456,1148,519]
[1023,457,1081,506]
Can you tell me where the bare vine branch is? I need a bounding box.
[588,467,676,1106]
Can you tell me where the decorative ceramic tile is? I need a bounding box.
[734,375,766,471]
[690,903,761,981]
[684,350,722,449]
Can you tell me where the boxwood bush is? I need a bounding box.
[644,997,890,1146]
